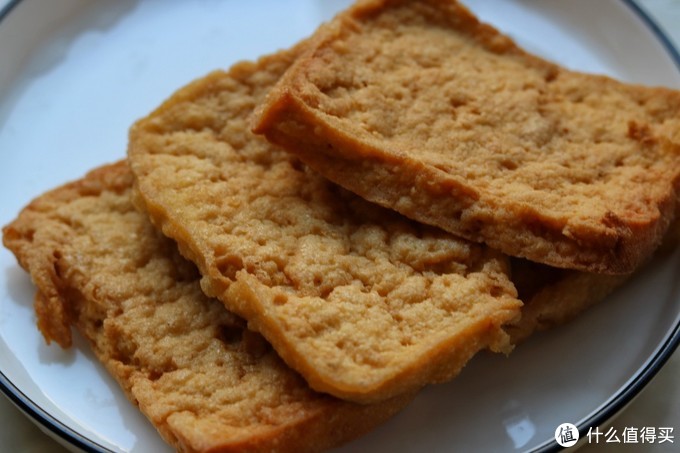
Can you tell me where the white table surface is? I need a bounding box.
[0,0,678,452]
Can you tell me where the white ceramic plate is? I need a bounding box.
[1,1,679,452]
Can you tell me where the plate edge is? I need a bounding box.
[1,0,680,452]
[0,367,112,453]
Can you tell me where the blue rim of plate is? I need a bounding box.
[0,1,112,450]
[0,1,679,453]
[530,2,680,451]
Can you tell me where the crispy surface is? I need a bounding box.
[2,162,411,453]
[127,47,522,403]
[253,0,680,274]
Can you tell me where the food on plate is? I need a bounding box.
[253,0,680,275]
[2,162,412,453]
[4,0,680,450]
[128,45,522,404]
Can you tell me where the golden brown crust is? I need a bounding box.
[2,162,412,453]
[253,0,680,274]
[127,46,522,403]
